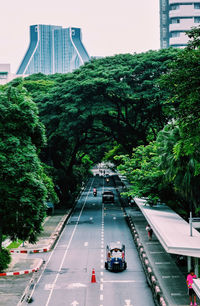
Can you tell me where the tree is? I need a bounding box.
[160,28,200,175]
[0,84,48,250]
[18,49,179,205]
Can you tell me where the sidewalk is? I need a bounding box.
[10,210,70,254]
[0,209,71,306]
[125,204,199,306]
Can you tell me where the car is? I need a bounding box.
[105,242,127,271]
[102,190,114,203]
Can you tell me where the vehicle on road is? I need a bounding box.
[105,242,127,271]
[102,190,114,203]
[93,187,97,197]
[105,177,110,183]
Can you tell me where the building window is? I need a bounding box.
[194,3,200,9]
[171,32,180,37]
[194,17,200,23]
[170,4,180,10]
[170,18,180,24]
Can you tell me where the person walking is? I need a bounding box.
[187,269,197,306]
[146,224,153,241]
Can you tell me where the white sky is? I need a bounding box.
[0,0,160,73]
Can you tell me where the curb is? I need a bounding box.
[0,258,43,277]
[126,215,168,306]
[9,213,71,255]
[10,247,50,254]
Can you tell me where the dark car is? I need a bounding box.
[102,190,114,203]
[105,242,127,271]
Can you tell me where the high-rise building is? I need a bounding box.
[17,25,90,75]
[160,0,200,48]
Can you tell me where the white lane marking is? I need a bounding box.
[71,301,79,306]
[171,293,182,296]
[101,254,103,258]
[124,300,133,306]
[101,265,104,269]
[84,242,88,247]
[113,217,116,220]
[68,283,86,289]
[100,278,104,282]
[100,295,103,301]
[101,259,104,263]
[27,179,93,305]
[45,179,94,306]
[90,217,93,220]
[45,284,53,290]
[100,284,103,291]
[100,271,104,276]
[155,262,171,265]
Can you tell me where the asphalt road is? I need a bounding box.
[29,175,155,306]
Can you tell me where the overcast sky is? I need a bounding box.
[1,0,160,73]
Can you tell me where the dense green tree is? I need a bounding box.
[160,28,200,175]
[19,49,179,205]
[0,85,50,250]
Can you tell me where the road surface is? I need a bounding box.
[29,174,155,306]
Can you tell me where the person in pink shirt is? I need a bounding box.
[187,269,197,306]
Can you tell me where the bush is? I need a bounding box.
[0,248,11,272]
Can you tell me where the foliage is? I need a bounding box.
[0,248,11,272]
[7,240,23,249]
[0,85,49,249]
[160,30,200,175]
[18,49,179,205]
[115,142,165,206]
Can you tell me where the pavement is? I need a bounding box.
[0,209,71,306]
[124,202,200,306]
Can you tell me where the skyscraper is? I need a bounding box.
[17,25,90,75]
[160,0,200,48]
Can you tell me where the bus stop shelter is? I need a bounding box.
[134,198,200,297]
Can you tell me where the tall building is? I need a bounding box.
[160,0,200,48]
[17,25,90,75]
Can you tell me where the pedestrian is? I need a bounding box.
[146,224,153,241]
[187,269,197,306]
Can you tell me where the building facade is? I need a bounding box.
[160,0,200,48]
[17,25,90,75]
[0,64,19,85]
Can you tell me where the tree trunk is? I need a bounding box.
[0,226,2,251]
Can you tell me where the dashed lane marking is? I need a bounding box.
[84,242,88,247]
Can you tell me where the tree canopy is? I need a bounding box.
[0,85,50,249]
